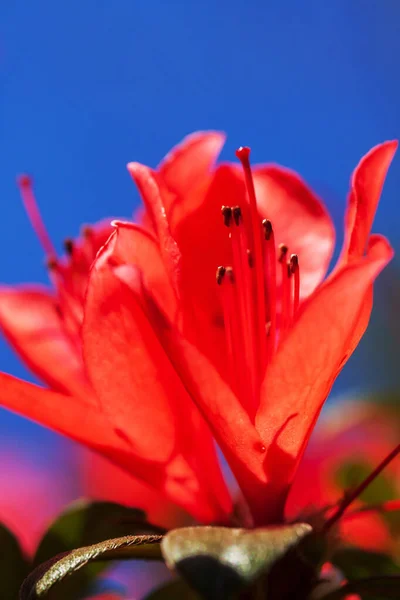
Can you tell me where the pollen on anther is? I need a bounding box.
[262,219,273,241]
[221,206,232,227]
[247,249,254,268]
[216,265,226,285]
[46,257,58,271]
[64,238,74,255]
[278,244,289,263]
[290,254,299,273]
[232,206,242,226]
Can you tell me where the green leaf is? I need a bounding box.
[20,534,163,600]
[30,500,163,600]
[317,575,400,599]
[33,500,163,567]
[0,522,29,600]
[144,579,201,599]
[161,523,313,599]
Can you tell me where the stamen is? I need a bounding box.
[278,245,290,334]
[216,265,226,285]
[290,254,300,317]
[322,443,400,532]
[222,207,259,415]
[217,265,246,404]
[63,238,75,256]
[262,219,277,358]
[235,147,267,374]
[221,206,232,227]
[17,175,57,258]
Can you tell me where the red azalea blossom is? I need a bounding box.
[0,132,397,528]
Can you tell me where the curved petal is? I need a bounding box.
[83,236,231,522]
[59,219,115,302]
[340,140,397,263]
[110,221,178,322]
[127,163,181,296]
[0,285,92,400]
[253,165,335,297]
[256,235,393,504]
[83,237,180,463]
[158,131,225,203]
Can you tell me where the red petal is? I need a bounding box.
[83,239,179,463]
[127,163,181,295]
[0,286,92,400]
[0,372,123,455]
[253,165,335,297]
[83,450,190,529]
[341,141,397,262]
[83,236,231,521]
[110,221,177,321]
[256,235,393,503]
[158,130,225,201]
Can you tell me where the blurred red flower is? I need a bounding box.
[287,398,400,553]
[0,132,396,527]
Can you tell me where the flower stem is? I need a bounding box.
[322,443,400,532]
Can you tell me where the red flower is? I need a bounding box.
[0,133,396,527]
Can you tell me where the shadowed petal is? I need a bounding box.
[256,235,393,507]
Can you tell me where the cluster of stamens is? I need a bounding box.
[216,148,300,416]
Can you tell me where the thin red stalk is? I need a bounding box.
[17,175,57,258]
[236,147,267,378]
[342,499,400,521]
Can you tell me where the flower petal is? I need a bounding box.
[83,236,232,521]
[253,165,335,297]
[256,235,393,503]
[110,221,177,321]
[127,163,181,296]
[0,285,92,400]
[83,237,180,463]
[158,130,225,202]
[341,140,397,262]
[0,372,125,457]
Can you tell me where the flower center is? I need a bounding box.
[216,147,301,417]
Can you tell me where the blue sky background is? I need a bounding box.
[0,1,399,489]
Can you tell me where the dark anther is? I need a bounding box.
[278,244,288,263]
[216,265,226,284]
[247,249,254,268]
[225,266,235,283]
[287,262,292,278]
[290,253,299,273]
[262,219,273,241]
[232,206,242,226]
[46,256,58,270]
[63,238,74,255]
[221,206,232,227]
[82,225,94,238]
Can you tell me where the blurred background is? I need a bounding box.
[0,0,399,589]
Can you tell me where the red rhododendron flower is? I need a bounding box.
[0,132,397,528]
